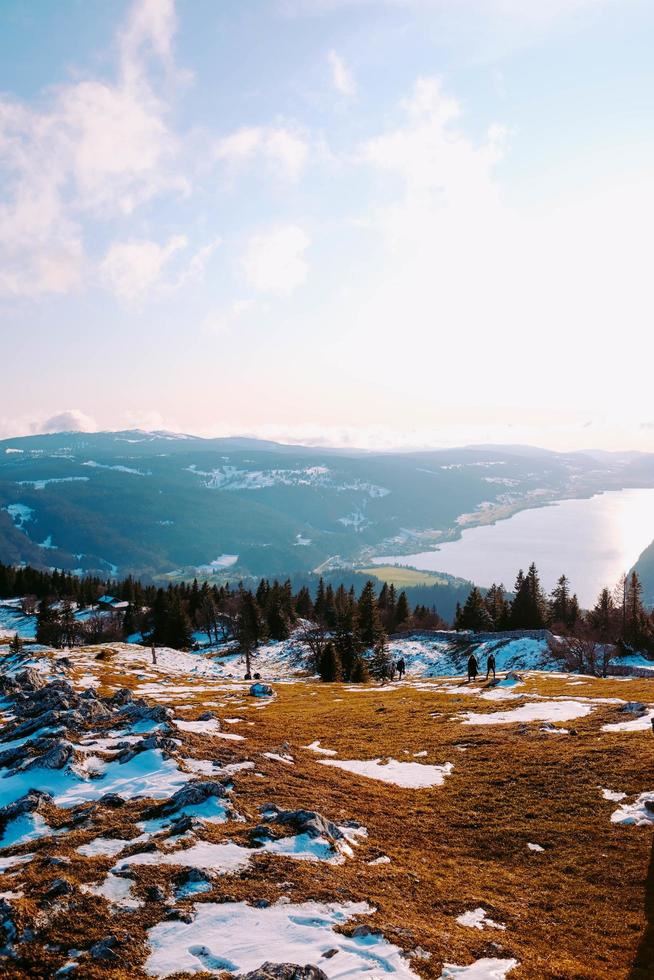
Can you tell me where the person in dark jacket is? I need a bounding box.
[397,658,406,680]
[486,653,496,680]
[467,654,478,682]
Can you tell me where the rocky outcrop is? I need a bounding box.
[237,964,328,980]
[260,804,344,842]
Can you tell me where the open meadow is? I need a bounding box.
[0,642,652,978]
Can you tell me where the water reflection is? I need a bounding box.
[373,489,654,607]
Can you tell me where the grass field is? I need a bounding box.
[357,565,454,587]
[2,648,654,979]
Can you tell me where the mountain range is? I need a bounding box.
[3,430,654,591]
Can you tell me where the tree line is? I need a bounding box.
[3,560,653,679]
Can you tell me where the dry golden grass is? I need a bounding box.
[2,658,654,979]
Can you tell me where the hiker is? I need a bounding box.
[151,644,157,666]
[389,661,397,682]
[397,658,406,680]
[467,654,478,682]
[486,653,496,680]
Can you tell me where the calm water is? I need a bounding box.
[373,489,654,607]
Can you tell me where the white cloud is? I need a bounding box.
[100,234,189,302]
[214,125,309,181]
[38,410,97,434]
[242,225,310,296]
[0,0,183,298]
[203,299,260,335]
[328,50,356,97]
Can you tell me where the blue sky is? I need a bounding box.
[1,0,654,450]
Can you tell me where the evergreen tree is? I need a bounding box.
[36,597,60,647]
[166,595,194,649]
[395,590,410,629]
[369,637,392,681]
[510,564,548,629]
[235,590,266,676]
[334,598,362,681]
[589,587,614,639]
[624,571,649,646]
[358,580,385,649]
[550,574,571,625]
[485,583,508,629]
[455,587,494,631]
[317,642,342,682]
[349,654,369,683]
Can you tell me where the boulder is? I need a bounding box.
[89,936,120,961]
[114,733,178,764]
[260,804,344,842]
[144,779,228,819]
[14,668,47,691]
[23,739,74,772]
[250,683,274,698]
[619,702,647,715]
[0,789,52,828]
[237,964,328,980]
[44,878,73,900]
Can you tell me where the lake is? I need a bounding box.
[372,488,654,607]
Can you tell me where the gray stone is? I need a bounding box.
[237,963,328,980]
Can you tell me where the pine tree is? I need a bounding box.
[349,654,369,683]
[369,637,392,681]
[334,598,362,681]
[510,564,548,629]
[485,583,508,629]
[36,597,60,647]
[166,595,194,649]
[550,574,571,625]
[235,590,266,676]
[395,591,410,629]
[589,587,614,639]
[358,580,385,649]
[456,587,494,631]
[318,642,342,682]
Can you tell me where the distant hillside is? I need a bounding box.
[2,430,654,582]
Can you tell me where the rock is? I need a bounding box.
[44,878,73,900]
[0,899,17,950]
[78,698,113,722]
[238,963,328,980]
[253,672,261,680]
[197,711,216,721]
[249,824,277,846]
[505,671,522,681]
[14,667,47,691]
[261,804,344,842]
[23,739,74,772]
[165,908,195,923]
[97,793,126,808]
[119,702,174,724]
[146,885,167,903]
[250,683,274,698]
[89,936,120,961]
[167,814,205,837]
[144,780,228,820]
[0,789,52,827]
[619,702,647,715]
[351,925,382,938]
[110,688,134,706]
[253,898,270,908]
[114,733,178,764]
[176,868,212,887]
[322,949,338,960]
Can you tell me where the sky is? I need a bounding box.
[1,0,654,451]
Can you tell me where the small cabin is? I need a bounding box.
[97,595,129,611]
